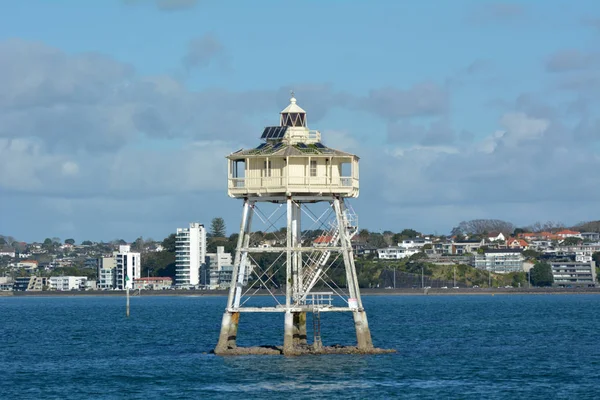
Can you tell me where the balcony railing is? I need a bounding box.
[228,176,358,191]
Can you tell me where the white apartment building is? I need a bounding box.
[49,276,87,291]
[175,223,207,288]
[115,245,141,290]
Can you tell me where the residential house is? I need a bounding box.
[487,232,506,242]
[556,230,583,239]
[16,260,38,272]
[0,248,16,258]
[377,247,420,260]
[506,238,529,250]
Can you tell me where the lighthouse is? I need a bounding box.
[215,94,386,355]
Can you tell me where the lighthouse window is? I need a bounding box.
[263,160,271,177]
[310,160,317,177]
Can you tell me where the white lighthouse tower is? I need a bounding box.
[215,94,380,355]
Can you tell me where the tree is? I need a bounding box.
[513,228,527,236]
[527,220,565,233]
[358,229,370,242]
[64,238,75,245]
[530,262,553,287]
[131,236,145,252]
[592,252,600,266]
[81,240,93,246]
[452,219,515,236]
[522,249,541,260]
[400,228,420,238]
[0,238,6,245]
[210,217,226,238]
[162,233,176,253]
[573,220,600,233]
[561,237,583,246]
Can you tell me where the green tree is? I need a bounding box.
[367,233,386,248]
[358,229,370,242]
[162,233,177,253]
[210,217,226,238]
[81,240,93,246]
[400,228,420,238]
[131,236,145,252]
[562,237,583,246]
[530,262,553,287]
[513,228,527,236]
[64,238,75,245]
[592,252,600,266]
[0,238,6,245]
[522,249,541,259]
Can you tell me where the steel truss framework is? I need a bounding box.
[214,195,373,355]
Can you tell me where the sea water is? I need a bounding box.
[1,294,599,399]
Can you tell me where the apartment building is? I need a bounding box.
[550,260,596,287]
[474,249,524,273]
[175,223,207,288]
[115,245,141,290]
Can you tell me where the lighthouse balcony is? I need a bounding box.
[228,176,359,198]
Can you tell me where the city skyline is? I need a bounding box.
[2,0,600,242]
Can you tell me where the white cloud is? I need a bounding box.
[61,161,79,176]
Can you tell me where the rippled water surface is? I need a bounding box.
[2,294,599,399]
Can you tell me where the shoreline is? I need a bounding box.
[2,287,600,297]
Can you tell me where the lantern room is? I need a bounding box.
[227,95,359,198]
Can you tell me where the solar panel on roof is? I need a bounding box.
[260,126,288,140]
[256,143,268,150]
[272,142,284,149]
[297,143,308,148]
[314,143,326,149]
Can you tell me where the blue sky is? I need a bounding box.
[1,0,600,242]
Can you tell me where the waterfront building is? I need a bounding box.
[115,245,141,290]
[206,246,233,289]
[49,276,87,291]
[175,222,207,288]
[97,256,116,290]
[133,277,173,290]
[550,261,596,287]
[474,249,524,273]
[13,276,49,291]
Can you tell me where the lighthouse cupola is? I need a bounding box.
[280,93,307,127]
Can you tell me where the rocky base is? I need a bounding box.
[213,344,396,356]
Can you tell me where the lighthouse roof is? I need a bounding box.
[280,96,306,114]
[229,142,357,159]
